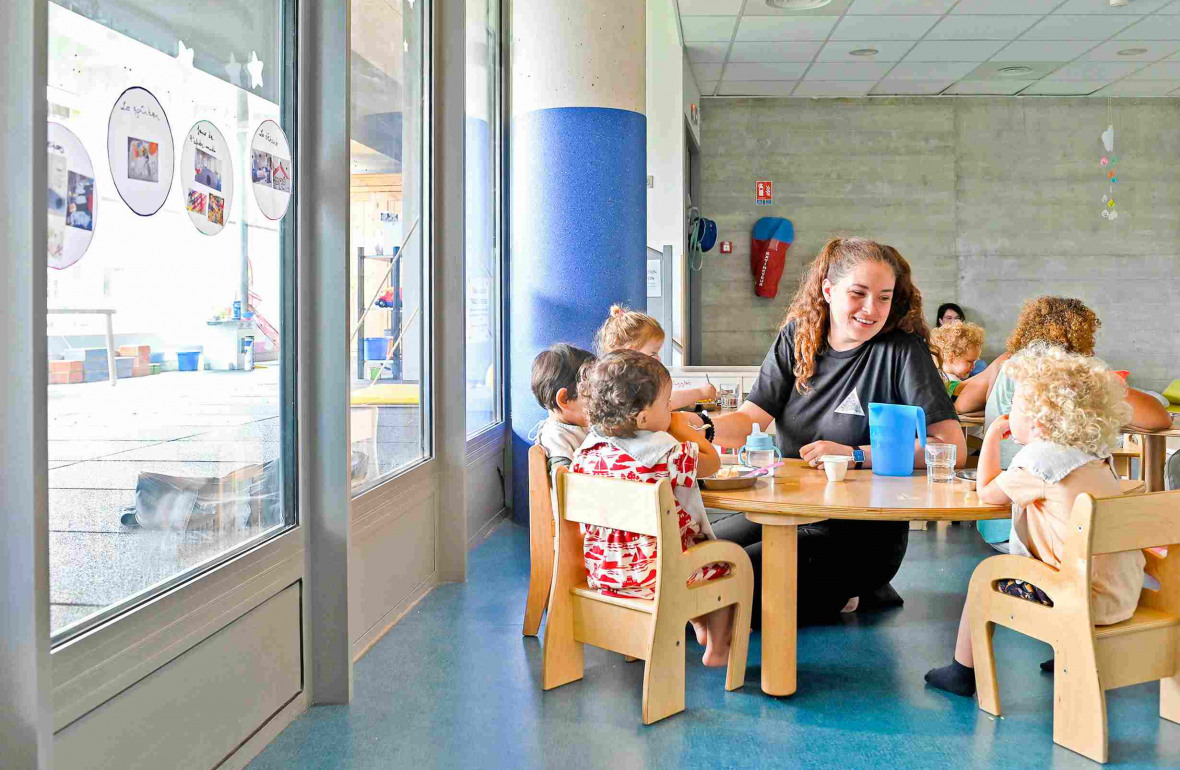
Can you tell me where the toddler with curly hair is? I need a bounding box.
[594,305,717,409]
[929,321,985,400]
[571,350,735,666]
[925,344,1143,697]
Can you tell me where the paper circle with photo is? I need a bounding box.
[250,120,292,221]
[106,86,174,216]
[180,121,233,235]
[47,122,97,270]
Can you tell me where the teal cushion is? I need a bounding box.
[977,518,1011,544]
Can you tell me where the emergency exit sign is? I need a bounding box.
[756,180,773,206]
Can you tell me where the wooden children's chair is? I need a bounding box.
[523,444,556,637]
[967,489,1180,763]
[542,468,754,724]
[1110,434,1144,481]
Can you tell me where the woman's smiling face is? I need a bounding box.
[822,260,896,350]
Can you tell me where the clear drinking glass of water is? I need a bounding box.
[925,442,956,483]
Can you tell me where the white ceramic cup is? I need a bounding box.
[820,455,851,482]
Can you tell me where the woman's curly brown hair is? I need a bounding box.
[782,237,933,393]
[578,350,671,438]
[1006,296,1099,356]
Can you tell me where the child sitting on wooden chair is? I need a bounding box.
[571,350,735,666]
[929,321,985,401]
[926,343,1142,696]
[531,344,596,472]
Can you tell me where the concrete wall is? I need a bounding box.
[697,96,1180,392]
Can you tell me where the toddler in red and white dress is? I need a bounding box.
[571,350,734,667]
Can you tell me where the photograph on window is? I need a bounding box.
[250,119,292,220]
[46,0,292,641]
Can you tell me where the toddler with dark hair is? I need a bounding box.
[530,343,596,472]
[571,350,735,666]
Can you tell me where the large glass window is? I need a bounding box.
[464,0,502,436]
[46,1,295,641]
[349,0,431,493]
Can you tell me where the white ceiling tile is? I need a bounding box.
[735,16,838,42]
[1128,60,1180,79]
[847,0,954,13]
[1046,60,1142,80]
[724,62,810,80]
[793,81,876,97]
[888,61,980,80]
[1021,15,1144,41]
[871,79,954,95]
[716,81,798,96]
[993,40,1099,61]
[830,14,939,41]
[804,62,895,80]
[904,40,1007,61]
[1021,80,1107,95]
[681,16,738,43]
[678,0,743,15]
[728,41,824,62]
[943,79,1035,94]
[1093,80,1180,96]
[1082,40,1179,62]
[1115,15,1180,39]
[1053,0,1171,13]
[693,62,724,81]
[686,43,730,63]
[925,16,1041,41]
[742,0,851,16]
[815,40,913,62]
[952,0,1061,14]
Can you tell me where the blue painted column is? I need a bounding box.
[509,0,647,524]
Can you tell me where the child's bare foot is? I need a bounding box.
[701,606,734,667]
[689,618,707,647]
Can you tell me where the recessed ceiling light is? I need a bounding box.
[766,0,834,9]
[997,65,1033,76]
[849,48,879,57]
[1117,48,1149,56]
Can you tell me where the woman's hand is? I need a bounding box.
[800,440,852,468]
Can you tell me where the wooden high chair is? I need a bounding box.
[968,489,1180,763]
[523,444,555,637]
[542,468,754,724]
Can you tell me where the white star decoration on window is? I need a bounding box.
[246,51,264,90]
[176,40,194,70]
[225,52,242,87]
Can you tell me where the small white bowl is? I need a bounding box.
[820,454,851,482]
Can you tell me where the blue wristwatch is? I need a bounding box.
[851,448,865,469]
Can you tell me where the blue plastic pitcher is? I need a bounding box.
[868,403,926,477]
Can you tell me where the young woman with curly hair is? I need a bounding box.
[953,295,1170,548]
[685,237,966,620]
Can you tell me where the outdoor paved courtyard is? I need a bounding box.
[48,365,423,636]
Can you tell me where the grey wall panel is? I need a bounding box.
[466,426,507,546]
[349,496,438,647]
[54,584,302,770]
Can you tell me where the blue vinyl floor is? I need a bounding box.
[248,521,1180,769]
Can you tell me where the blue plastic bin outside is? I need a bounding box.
[177,351,201,372]
[364,337,390,361]
[150,352,165,364]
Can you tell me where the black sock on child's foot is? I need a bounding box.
[925,661,976,696]
[1040,658,1054,673]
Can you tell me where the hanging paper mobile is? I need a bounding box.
[1100,124,1119,222]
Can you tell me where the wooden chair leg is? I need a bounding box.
[1053,643,1108,763]
[641,615,686,724]
[725,595,752,693]
[541,593,583,691]
[523,508,555,637]
[970,617,1002,716]
[1160,671,1180,724]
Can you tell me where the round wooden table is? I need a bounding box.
[700,460,1145,698]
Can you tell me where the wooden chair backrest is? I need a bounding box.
[555,470,675,540]
[1081,490,1180,556]
[528,444,552,519]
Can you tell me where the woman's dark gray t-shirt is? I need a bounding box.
[747,319,958,459]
